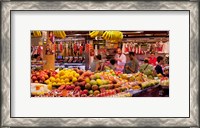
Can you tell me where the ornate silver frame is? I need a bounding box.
[1,1,199,127]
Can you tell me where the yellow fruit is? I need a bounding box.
[45,80,50,84]
[72,77,77,82]
[96,79,103,86]
[52,82,56,85]
[71,71,76,75]
[68,75,73,80]
[64,78,70,83]
[75,73,80,78]
[60,76,65,79]
[50,77,55,82]
[59,71,65,76]
[55,74,59,78]
[55,78,60,83]
[85,77,90,83]
[47,84,52,90]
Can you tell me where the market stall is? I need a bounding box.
[31,30,169,97]
[31,68,169,97]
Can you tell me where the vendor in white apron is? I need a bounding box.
[115,48,126,72]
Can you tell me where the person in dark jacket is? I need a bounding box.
[155,56,164,76]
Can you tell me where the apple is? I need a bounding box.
[32,75,37,81]
[44,74,49,79]
[71,84,75,90]
[41,76,45,82]
[36,72,40,76]
[101,93,105,97]
[74,86,81,91]
[83,89,89,95]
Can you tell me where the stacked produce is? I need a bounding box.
[160,77,169,86]
[31,68,161,97]
[31,69,57,83]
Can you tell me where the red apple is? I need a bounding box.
[41,76,45,81]
[32,75,37,81]
[101,93,105,97]
[74,86,81,91]
[71,84,75,90]
[83,89,88,95]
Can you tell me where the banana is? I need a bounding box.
[62,31,66,37]
[33,31,37,37]
[104,31,109,40]
[60,31,66,39]
[36,31,39,36]
[120,32,123,39]
[58,31,63,38]
[54,31,57,37]
[89,31,98,38]
[97,31,104,36]
[38,31,42,36]
[102,31,107,38]
[91,31,99,38]
[109,31,112,40]
[89,31,96,36]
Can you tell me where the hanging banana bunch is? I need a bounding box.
[89,31,104,38]
[53,31,66,39]
[33,31,42,37]
[102,31,123,41]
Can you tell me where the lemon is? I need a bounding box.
[64,78,70,83]
[72,77,77,82]
[75,73,80,78]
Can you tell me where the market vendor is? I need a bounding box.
[149,53,157,66]
[123,52,139,74]
[115,48,126,71]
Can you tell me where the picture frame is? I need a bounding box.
[1,1,199,127]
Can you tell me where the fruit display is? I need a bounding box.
[160,77,169,86]
[141,80,159,89]
[31,68,162,97]
[31,69,57,83]
[44,69,80,86]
